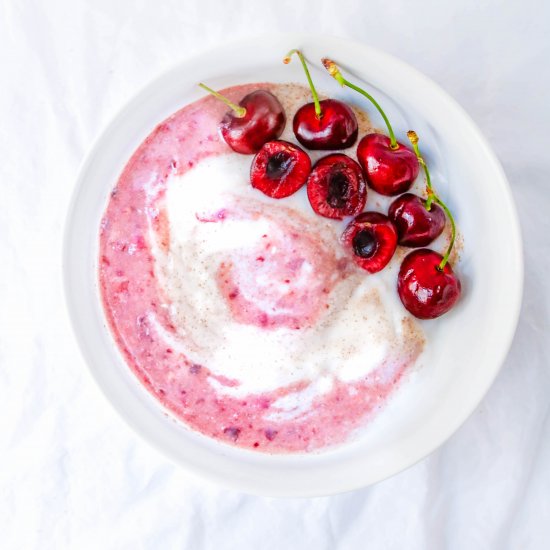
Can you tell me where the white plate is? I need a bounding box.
[63,34,523,497]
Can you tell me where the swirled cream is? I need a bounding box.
[99,83,425,452]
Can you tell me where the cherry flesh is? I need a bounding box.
[293,99,358,150]
[341,212,398,273]
[306,153,366,219]
[250,140,311,199]
[397,249,461,319]
[357,134,419,196]
[388,193,446,247]
[219,90,286,154]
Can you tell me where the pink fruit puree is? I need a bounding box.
[99,83,424,453]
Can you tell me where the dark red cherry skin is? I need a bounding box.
[306,154,366,220]
[398,249,461,319]
[293,99,358,150]
[341,212,398,273]
[220,90,286,154]
[250,140,311,199]
[389,193,446,247]
[357,133,419,196]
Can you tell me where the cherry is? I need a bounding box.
[396,131,461,319]
[284,50,358,150]
[322,59,419,196]
[306,154,367,219]
[388,193,445,247]
[341,212,397,273]
[398,249,461,319]
[199,84,285,154]
[293,99,358,150]
[250,140,311,198]
[356,134,419,196]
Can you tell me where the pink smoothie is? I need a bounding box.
[99,83,424,453]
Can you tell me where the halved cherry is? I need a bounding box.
[250,140,311,198]
[306,154,366,219]
[341,212,398,273]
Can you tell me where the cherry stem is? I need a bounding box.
[322,58,398,149]
[284,49,322,118]
[198,83,246,118]
[407,130,456,270]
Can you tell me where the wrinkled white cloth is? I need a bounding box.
[1,0,549,548]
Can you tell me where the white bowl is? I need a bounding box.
[63,34,523,497]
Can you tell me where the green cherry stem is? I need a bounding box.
[322,58,398,149]
[198,83,246,118]
[284,49,322,118]
[407,130,456,271]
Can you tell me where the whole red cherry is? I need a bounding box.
[284,49,358,150]
[357,134,419,196]
[199,84,285,154]
[397,249,461,319]
[388,193,446,247]
[293,99,358,150]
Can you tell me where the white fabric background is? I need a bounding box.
[1,0,549,548]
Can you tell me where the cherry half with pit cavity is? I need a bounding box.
[199,84,285,154]
[306,154,366,219]
[250,140,311,199]
[388,193,446,247]
[284,50,358,150]
[396,131,461,319]
[341,212,398,273]
[322,59,419,196]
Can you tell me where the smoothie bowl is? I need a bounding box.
[63,35,522,496]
